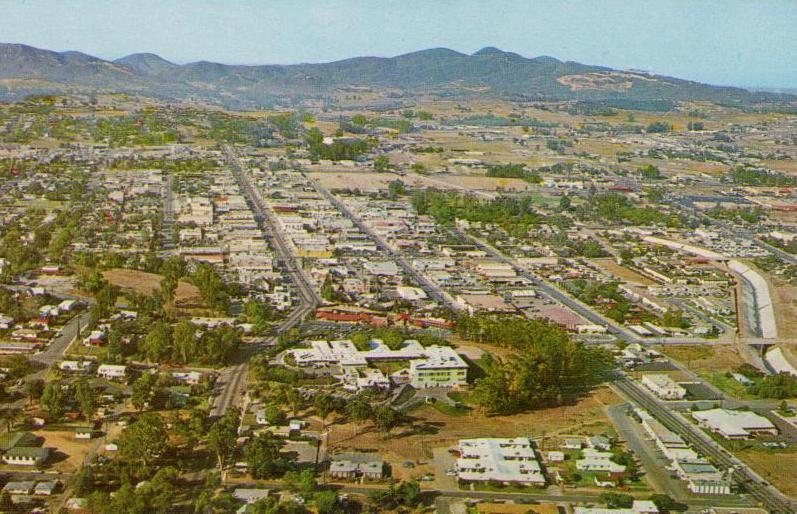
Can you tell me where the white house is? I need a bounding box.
[96,364,127,379]
[59,360,93,374]
[641,374,687,400]
[575,449,626,473]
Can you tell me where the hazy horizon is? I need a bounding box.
[3,0,797,89]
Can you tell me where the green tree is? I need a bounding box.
[373,155,391,171]
[41,382,65,421]
[118,412,169,467]
[245,432,289,479]
[74,379,96,420]
[207,408,240,470]
[283,469,317,499]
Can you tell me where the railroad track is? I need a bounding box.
[613,377,794,513]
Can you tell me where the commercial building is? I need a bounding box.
[456,438,545,486]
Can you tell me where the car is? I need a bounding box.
[445,469,457,477]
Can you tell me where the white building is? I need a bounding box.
[641,374,687,400]
[456,438,545,486]
[96,364,127,379]
[290,339,467,390]
[575,449,626,473]
[574,500,659,514]
[692,409,777,440]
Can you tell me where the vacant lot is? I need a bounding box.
[308,171,427,190]
[736,449,797,497]
[103,268,200,304]
[33,429,95,472]
[328,386,622,483]
[591,258,656,286]
[654,344,747,374]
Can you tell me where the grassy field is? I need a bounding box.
[736,448,797,497]
[654,344,747,374]
[102,268,200,305]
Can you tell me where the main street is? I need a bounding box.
[307,174,460,310]
[209,147,320,417]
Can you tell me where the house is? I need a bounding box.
[329,452,384,481]
[576,449,626,474]
[96,364,127,379]
[692,409,777,439]
[641,374,687,400]
[0,432,39,452]
[75,427,95,440]
[172,370,202,385]
[2,446,50,466]
[2,481,35,495]
[59,360,93,374]
[547,451,565,463]
[561,438,583,450]
[456,437,545,486]
[34,481,58,496]
[588,435,612,451]
[232,488,270,504]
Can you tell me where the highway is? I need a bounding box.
[307,175,460,311]
[612,376,795,513]
[209,147,320,417]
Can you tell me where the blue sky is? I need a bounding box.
[2,0,796,88]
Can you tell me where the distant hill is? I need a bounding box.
[0,42,792,109]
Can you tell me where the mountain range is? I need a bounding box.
[0,43,792,109]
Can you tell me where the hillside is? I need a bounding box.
[0,43,792,109]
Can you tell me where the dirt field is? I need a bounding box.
[327,386,622,482]
[102,268,200,304]
[33,430,95,472]
[308,171,428,190]
[736,449,797,497]
[654,345,747,374]
[590,258,656,286]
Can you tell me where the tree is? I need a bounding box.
[74,379,96,420]
[159,275,177,306]
[373,155,391,171]
[387,179,406,198]
[313,394,335,430]
[118,412,168,467]
[131,373,155,411]
[397,480,422,506]
[25,378,44,405]
[600,492,634,509]
[649,494,687,513]
[172,321,197,365]
[72,465,94,496]
[207,408,240,470]
[345,396,373,433]
[245,432,289,479]
[41,382,65,421]
[559,194,571,210]
[314,490,341,514]
[141,321,173,362]
[372,405,400,437]
[283,469,317,499]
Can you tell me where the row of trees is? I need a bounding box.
[140,320,241,365]
[455,314,613,415]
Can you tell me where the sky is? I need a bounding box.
[2,0,797,88]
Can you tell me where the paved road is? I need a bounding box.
[463,232,643,343]
[209,147,320,417]
[307,175,460,310]
[613,376,795,513]
[32,312,91,369]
